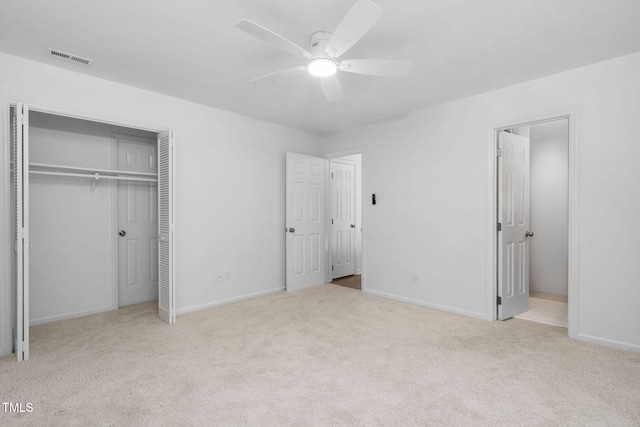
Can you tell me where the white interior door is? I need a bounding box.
[330,159,356,279]
[117,137,159,307]
[13,102,29,361]
[157,130,175,324]
[286,153,325,291]
[498,131,531,320]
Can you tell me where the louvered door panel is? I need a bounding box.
[157,130,175,324]
[13,103,29,361]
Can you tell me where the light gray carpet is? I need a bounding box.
[1,284,639,426]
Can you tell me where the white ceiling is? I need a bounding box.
[1,0,640,135]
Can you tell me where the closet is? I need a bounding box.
[10,103,175,361]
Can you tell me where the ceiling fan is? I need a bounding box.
[236,0,412,102]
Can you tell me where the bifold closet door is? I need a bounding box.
[157,130,175,324]
[13,102,29,361]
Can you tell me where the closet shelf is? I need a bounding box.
[30,170,158,183]
[30,162,157,178]
[29,162,158,191]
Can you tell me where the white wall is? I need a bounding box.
[0,52,322,355]
[2,49,640,355]
[325,52,640,351]
[529,120,568,297]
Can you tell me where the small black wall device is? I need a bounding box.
[372,194,376,205]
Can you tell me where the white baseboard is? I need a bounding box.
[577,333,640,353]
[363,289,487,320]
[177,286,285,316]
[30,305,116,326]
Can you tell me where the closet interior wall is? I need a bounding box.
[28,111,156,325]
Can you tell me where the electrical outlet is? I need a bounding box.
[225,270,231,280]
[412,272,420,284]
[215,272,224,283]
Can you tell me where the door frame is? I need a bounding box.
[0,100,11,357]
[324,148,365,290]
[486,109,578,338]
[0,98,173,359]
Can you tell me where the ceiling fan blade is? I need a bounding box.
[325,0,383,59]
[236,19,312,59]
[320,75,344,102]
[250,66,307,83]
[339,59,413,77]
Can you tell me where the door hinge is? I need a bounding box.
[497,296,502,305]
[497,222,502,232]
[497,147,503,157]
[331,219,334,224]
[332,265,334,271]
[331,172,334,178]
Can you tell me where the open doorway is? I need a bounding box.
[489,110,578,339]
[6,102,175,361]
[328,153,362,291]
[26,113,159,325]
[284,151,364,293]
[498,120,569,328]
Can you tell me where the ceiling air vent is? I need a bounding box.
[47,48,94,67]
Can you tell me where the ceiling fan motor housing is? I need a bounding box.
[310,31,333,58]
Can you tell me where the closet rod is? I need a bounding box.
[30,170,157,183]
[30,162,157,178]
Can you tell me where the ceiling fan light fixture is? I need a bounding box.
[308,58,337,77]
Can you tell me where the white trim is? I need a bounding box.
[324,147,365,159]
[15,100,165,133]
[0,101,11,357]
[330,157,357,166]
[577,333,640,353]
[176,287,285,316]
[30,305,115,326]
[486,109,579,339]
[365,289,487,320]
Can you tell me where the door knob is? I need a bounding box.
[288,228,295,233]
[119,230,126,237]
[525,231,534,237]
[350,224,355,228]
